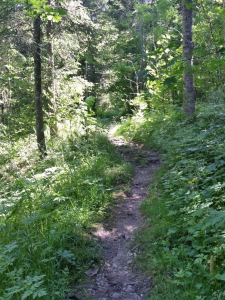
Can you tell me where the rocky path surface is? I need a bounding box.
[70,137,160,300]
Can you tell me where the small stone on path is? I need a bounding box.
[112,292,121,299]
[123,284,135,293]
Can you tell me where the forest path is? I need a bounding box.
[71,136,160,300]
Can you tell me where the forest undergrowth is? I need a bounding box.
[1,102,225,300]
[0,122,133,299]
[116,103,225,299]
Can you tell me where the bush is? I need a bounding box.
[117,103,225,299]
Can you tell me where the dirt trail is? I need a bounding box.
[70,137,160,300]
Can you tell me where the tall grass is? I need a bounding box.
[0,124,133,299]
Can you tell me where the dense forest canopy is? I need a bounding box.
[1,0,225,146]
[1,0,225,145]
[1,0,225,299]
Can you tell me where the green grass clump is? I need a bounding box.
[0,128,132,299]
[117,104,225,299]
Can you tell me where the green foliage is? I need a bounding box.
[206,84,225,104]
[0,125,132,299]
[117,103,225,299]
[3,0,225,298]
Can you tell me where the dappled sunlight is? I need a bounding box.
[129,193,141,200]
[109,124,121,136]
[124,224,138,232]
[93,222,139,241]
[93,226,118,240]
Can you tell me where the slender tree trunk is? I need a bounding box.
[223,0,225,41]
[182,0,195,117]
[137,0,145,89]
[46,0,57,136]
[34,15,47,157]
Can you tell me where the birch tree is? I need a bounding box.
[33,14,47,157]
[45,0,57,136]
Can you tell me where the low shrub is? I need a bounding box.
[117,103,225,299]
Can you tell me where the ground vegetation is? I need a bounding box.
[1,0,225,299]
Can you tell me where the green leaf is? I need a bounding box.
[44,6,55,14]
[167,227,177,235]
[52,15,62,22]
[135,69,149,79]
[218,47,225,54]
[183,2,196,10]
[163,76,177,87]
[167,56,182,68]
[21,290,33,300]
[167,210,177,216]
[56,8,67,16]
[218,273,225,281]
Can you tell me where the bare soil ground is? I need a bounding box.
[68,137,160,300]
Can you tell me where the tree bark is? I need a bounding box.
[34,15,47,157]
[137,0,146,90]
[223,0,225,41]
[46,0,57,136]
[182,0,195,117]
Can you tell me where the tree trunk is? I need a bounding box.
[46,0,57,136]
[137,0,145,90]
[34,15,47,157]
[223,0,225,41]
[182,0,195,117]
